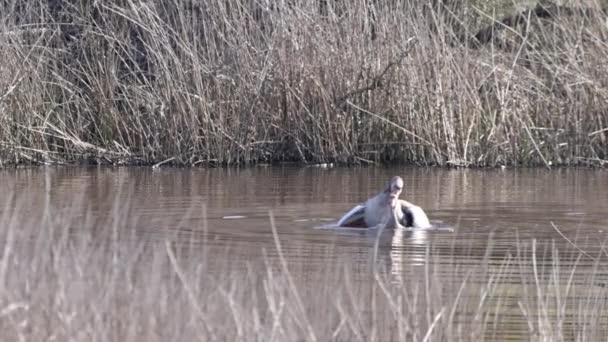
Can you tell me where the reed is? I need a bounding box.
[0,190,607,341]
[0,1,607,167]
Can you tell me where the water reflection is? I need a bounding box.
[392,227,429,266]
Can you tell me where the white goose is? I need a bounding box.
[337,176,431,229]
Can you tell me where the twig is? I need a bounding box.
[335,37,417,104]
[152,157,176,169]
[353,156,376,165]
[165,241,216,340]
[422,307,445,342]
[550,222,596,262]
[521,120,551,170]
[346,101,435,148]
[589,127,608,137]
[269,211,317,342]
[372,223,386,270]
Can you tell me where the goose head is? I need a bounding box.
[384,176,404,208]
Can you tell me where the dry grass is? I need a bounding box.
[0,0,607,167]
[1,190,607,341]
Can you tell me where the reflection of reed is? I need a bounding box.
[3,167,606,214]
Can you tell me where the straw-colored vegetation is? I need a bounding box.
[0,0,607,167]
[1,192,607,341]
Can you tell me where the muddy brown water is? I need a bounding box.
[1,166,608,339]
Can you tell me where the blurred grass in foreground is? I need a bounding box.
[0,190,607,341]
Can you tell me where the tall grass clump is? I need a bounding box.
[0,0,607,166]
[1,190,608,340]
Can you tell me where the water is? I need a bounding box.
[1,166,607,340]
[4,166,606,255]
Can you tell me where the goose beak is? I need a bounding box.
[390,184,403,198]
[389,189,400,198]
[388,191,400,207]
[387,176,404,206]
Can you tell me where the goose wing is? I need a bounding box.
[337,204,367,228]
[399,201,432,228]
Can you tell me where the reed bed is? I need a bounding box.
[0,0,607,167]
[0,191,607,341]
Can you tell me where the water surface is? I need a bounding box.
[1,166,607,340]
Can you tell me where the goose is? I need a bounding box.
[337,176,431,229]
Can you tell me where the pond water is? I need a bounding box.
[1,166,607,340]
